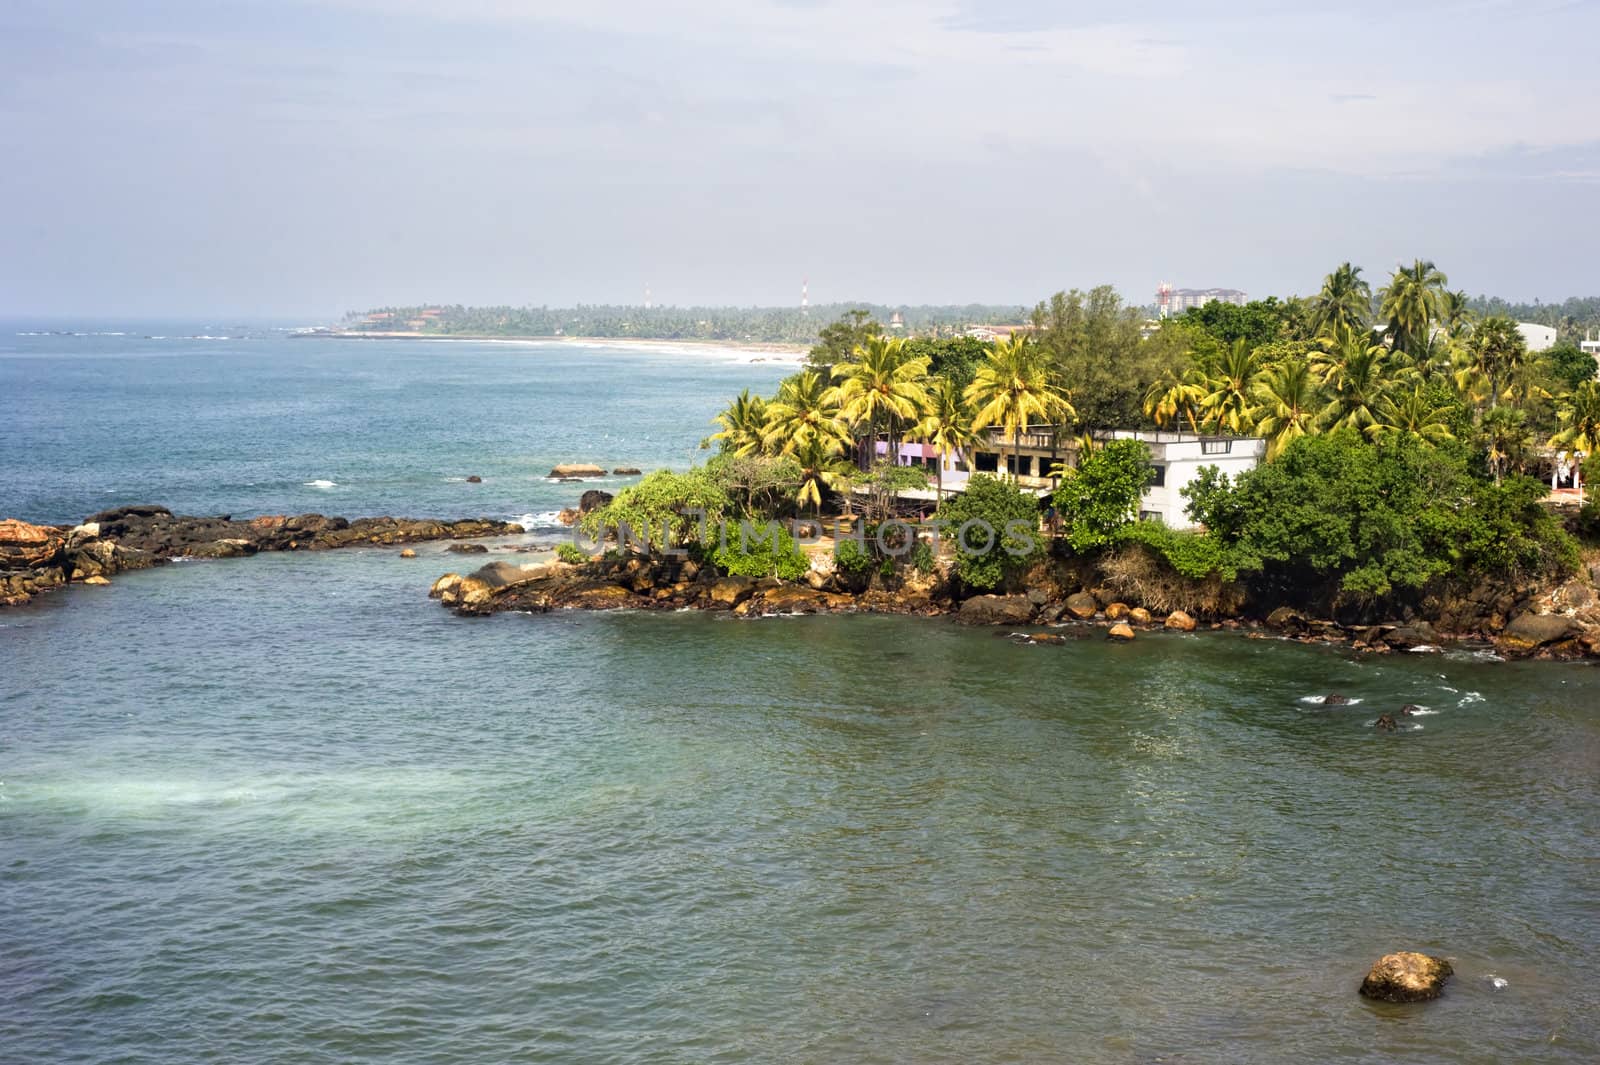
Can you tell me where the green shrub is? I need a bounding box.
[834,535,875,577]
[933,475,1043,590]
[555,542,588,565]
[711,522,810,581]
[1114,521,1239,581]
[1052,439,1154,552]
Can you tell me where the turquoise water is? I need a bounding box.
[3,331,1599,1063]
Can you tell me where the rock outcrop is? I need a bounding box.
[958,595,1034,626]
[548,464,606,478]
[1,505,523,607]
[1359,952,1453,1003]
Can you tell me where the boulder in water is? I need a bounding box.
[1497,612,1575,655]
[1164,610,1196,632]
[1107,622,1135,641]
[465,475,482,483]
[612,467,642,476]
[447,543,489,555]
[1064,591,1098,620]
[578,490,614,514]
[549,463,606,478]
[959,594,1034,626]
[0,519,64,570]
[399,548,417,558]
[709,576,754,608]
[1374,713,1398,732]
[1359,952,1453,1002]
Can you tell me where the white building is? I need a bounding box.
[963,426,1266,529]
[1581,333,1600,378]
[1517,322,1558,353]
[1096,430,1266,527]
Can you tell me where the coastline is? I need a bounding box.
[314,330,809,363]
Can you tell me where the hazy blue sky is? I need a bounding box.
[3,0,1598,317]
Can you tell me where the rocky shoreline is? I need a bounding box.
[429,550,1600,662]
[0,505,524,608]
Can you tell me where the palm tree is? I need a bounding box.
[1310,262,1371,338]
[1455,315,1528,412]
[1143,366,1207,432]
[1197,338,1266,435]
[1252,359,1322,459]
[1314,326,1400,436]
[830,334,931,469]
[909,377,978,503]
[1372,386,1455,445]
[1439,289,1475,340]
[762,370,849,456]
[1479,405,1530,485]
[965,334,1074,482]
[704,389,769,455]
[1378,259,1448,358]
[791,437,853,515]
[1550,380,1600,456]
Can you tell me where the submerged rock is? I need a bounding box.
[1107,622,1135,641]
[1375,714,1398,732]
[465,475,482,483]
[1359,952,1453,1002]
[399,548,417,558]
[447,543,489,554]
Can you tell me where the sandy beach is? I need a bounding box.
[321,330,808,364]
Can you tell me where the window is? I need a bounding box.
[974,452,998,472]
[1139,510,1163,523]
[1148,464,1167,487]
[1202,439,1232,455]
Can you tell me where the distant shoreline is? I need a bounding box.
[314,330,808,361]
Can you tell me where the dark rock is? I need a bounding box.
[709,576,755,608]
[1323,694,1351,705]
[1359,952,1453,1003]
[612,467,642,476]
[959,594,1034,626]
[447,543,489,554]
[465,475,482,483]
[1375,713,1398,732]
[1399,704,1424,716]
[1265,606,1309,636]
[578,490,614,514]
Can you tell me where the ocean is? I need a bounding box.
[2,326,1598,1063]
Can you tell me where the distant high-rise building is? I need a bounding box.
[1164,287,1247,314]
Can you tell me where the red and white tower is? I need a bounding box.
[1156,281,1174,319]
[801,278,809,313]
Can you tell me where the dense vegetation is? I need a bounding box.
[576,259,1591,619]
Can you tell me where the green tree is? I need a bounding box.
[806,309,881,368]
[1198,338,1266,435]
[933,475,1044,590]
[830,334,932,468]
[966,334,1074,481]
[704,389,770,455]
[1309,262,1371,338]
[1379,259,1448,358]
[581,468,731,552]
[1313,328,1400,436]
[1550,380,1600,456]
[1371,386,1456,446]
[762,370,849,457]
[1252,358,1322,459]
[1052,439,1154,551]
[1456,315,1528,413]
[1544,342,1597,394]
[909,376,978,503]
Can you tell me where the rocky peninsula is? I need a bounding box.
[0,505,524,608]
[429,546,1600,662]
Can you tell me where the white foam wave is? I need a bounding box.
[1487,974,1508,990]
[514,511,567,529]
[1300,695,1363,706]
[1458,691,1485,707]
[304,479,338,488]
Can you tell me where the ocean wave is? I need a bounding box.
[303,479,338,488]
[1458,691,1486,707]
[1300,695,1363,706]
[514,511,568,530]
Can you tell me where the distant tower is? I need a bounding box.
[801,278,809,314]
[644,283,652,310]
[1156,282,1174,319]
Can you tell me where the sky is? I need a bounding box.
[3,0,1598,318]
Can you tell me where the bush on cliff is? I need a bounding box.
[1052,439,1155,552]
[1185,431,1577,604]
[581,469,731,552]
[710,522,810,581]
[934,475,1043,591]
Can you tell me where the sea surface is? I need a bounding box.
[3,326,1599,1063]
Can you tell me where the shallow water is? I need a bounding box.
[3,332,1599,1063]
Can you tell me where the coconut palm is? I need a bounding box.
[1439,289,1475,340]
[762,370,849,456]
[704,389,770,455]
[908,376,978,503]
[1550,380,1600,456]
[1479,405,1531,485]
[791,437,853,515]
[1314,326,1400,436]
[1454,315,1528,412]
[1197,338,1266,435]
[1252,359,1322,459]
[1310,262,1371,338]
[830,334,931,469]
[965,334,1074,482]
[1378,259,1448,358]
[1372,386,1456,445]
[1143,366,1207,432]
